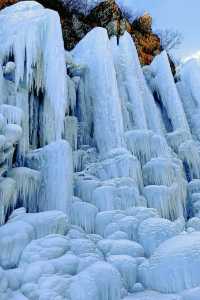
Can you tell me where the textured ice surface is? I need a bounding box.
[124,291,181,300]
[107,255,137,292]
[72,27,125,156]
[138,217,185,256]
[146,51,191,134]
[26,140,73,214]
[178,59,200,140]
[70,262,121,300]
[0,1,67,144]
[2,2,200,298]
[0,210,68,268]
[7,167,41,212]
[139,232,200,293]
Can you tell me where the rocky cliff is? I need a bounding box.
[0,0,162,66]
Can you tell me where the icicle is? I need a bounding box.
[110,32,163,135]
[67,75,77,114]
[125,130,171,166]
[0,134,14,176]
[0,177,17,225]
[0,105,23,126]
[72,28,125,156]
[70,201,98,234]
[63,116,78,151]
[143,158,176,187]
[178,140,200,181]
[143,184,185,220]
[7,167,41,213]
[166,130,191,153]
[86,152,143,191]
[178,59,200,140]
[110,34,147,131]
[25,140,73,215]
[73,147,97,172]
[15,87,30,162]
[0,2,67,145]
[147,51,191,134]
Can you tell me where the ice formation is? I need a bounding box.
[25,140,73,214]
[2,1,200,299]
[0,1,67,145]
[72,27,125,156]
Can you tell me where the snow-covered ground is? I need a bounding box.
[1,1,200,299]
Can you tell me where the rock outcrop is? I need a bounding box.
[62,0,162,66]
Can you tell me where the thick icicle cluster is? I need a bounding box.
[0,1,67,146]
[2,1,200,300]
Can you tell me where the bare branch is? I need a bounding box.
[156,29,183,51]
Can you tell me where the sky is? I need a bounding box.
[118,0,200,59]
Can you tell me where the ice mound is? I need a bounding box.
[69,262,121,300]
[138,217,185,256]
[0,210,68,268]
[139,232,200,293]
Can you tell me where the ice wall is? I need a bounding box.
[25,140,73,215]
[110,32,163,135]
[72,27,125,157]
[145,51,191,134]
[178,59,200,140]
[2,2,200,299]
[0,1,67,146]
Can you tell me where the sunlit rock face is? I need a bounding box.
[2,1,200,300]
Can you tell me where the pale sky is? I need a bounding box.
[118,0,200,59]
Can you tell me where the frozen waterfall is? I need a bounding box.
[2,1,200,300]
